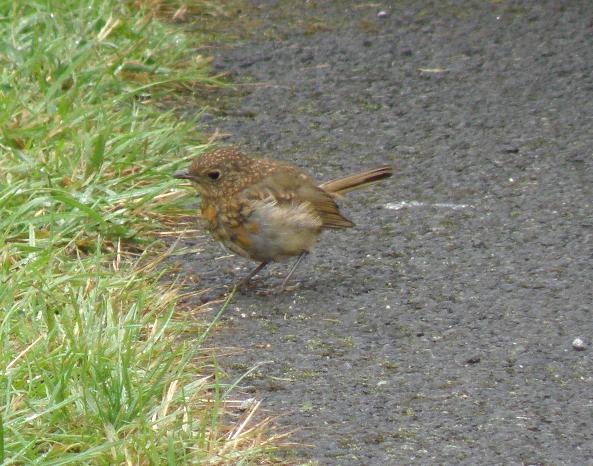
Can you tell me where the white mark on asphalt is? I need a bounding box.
[383,201,474,210]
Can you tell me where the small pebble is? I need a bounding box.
[239,398,257,410]
[572,338,586,351]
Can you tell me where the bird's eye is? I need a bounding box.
[207,170,221,180]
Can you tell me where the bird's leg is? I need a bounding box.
[235,253,307,296]
[237,261,269,289]
[280,252,309,290]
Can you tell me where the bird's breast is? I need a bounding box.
[200,194,324,263]
[237,197,323,262]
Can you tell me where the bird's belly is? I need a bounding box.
[242,199,323,262]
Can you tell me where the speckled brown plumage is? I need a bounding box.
[174,147,392,289]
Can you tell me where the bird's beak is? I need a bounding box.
[173,170,193,180]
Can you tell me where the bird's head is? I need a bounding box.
[174,148,255,197]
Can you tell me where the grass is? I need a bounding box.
[0,0,286,463]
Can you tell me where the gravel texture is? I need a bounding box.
[176,1,593,464]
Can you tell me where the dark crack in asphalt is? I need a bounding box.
[175,1,593,464]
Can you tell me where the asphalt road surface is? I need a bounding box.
[177,1,593,464]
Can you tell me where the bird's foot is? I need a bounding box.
[198,288,229,304]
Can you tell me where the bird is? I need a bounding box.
[174,147,392,291]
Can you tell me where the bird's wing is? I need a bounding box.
[242,171,354,229]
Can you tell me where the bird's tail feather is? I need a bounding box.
[319,166,393,195]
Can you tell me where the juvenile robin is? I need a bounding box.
[174,148,392,290]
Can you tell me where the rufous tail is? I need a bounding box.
[319,166,393,195]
